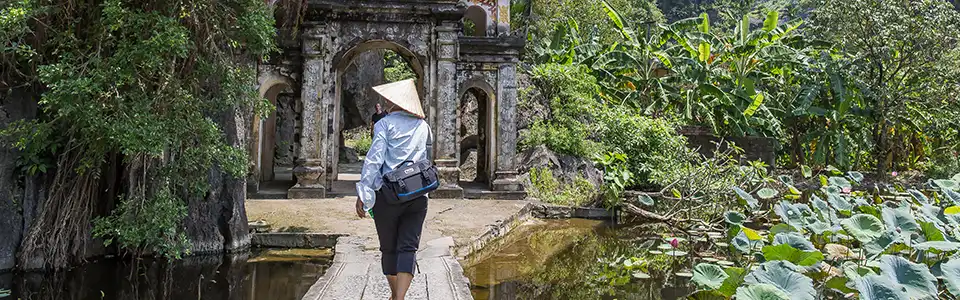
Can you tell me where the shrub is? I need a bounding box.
[352,135,372,155]
[594,106,690,187]
[924,148,960,180]
[528,167,597,206]
[519,63,602,157]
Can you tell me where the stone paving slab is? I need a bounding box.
[302,236,473,300]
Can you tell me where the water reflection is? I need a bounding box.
[0,248,332,300]
[462,219,695,300]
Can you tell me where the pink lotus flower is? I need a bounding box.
[669,238,679,249]
[842,187,852,193]
[891,171,898,177]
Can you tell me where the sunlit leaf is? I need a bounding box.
[717,267,746,297]
[692,263,728,290]
[908,189,930,204]
[757,187,778,199]
[600,0,632,41]
[828,177,851,189]
[914,241,960,252]
[743,93,765,118]
[761,244,824,266]
[734,284,790,300]
[762,10,779,32]
[742,227,762,241]
[840,214,885,242]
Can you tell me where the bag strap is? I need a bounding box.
[395,160,415,169]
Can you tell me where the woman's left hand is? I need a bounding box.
[355,198,366,218]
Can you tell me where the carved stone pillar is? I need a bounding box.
[288,25,327,198]
[492,62,523,192]
[431,23,463,198]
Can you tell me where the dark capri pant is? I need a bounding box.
[372,190,428,275]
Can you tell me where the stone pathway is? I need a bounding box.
[300,236,473,300]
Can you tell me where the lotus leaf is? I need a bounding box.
[823,185,841,195]
[908,189,930,204]
[878,255,937,299]
[856,275,910,300]
[935,180,960,191]
[692,263,728,290]
[919,221,946,242]
[757,188,779,199]
[734,186,759,209]
[743,261,815,300]
[805,221,833,235]
[769,224,796,235]
[761,244,824,266]
[941,259,960,295]
[632,271,651,279]
[734,284,791,300]
[946,206,960,215]
[732,230,761,253]
[955,173,960,182]
[881,206,920,234]
[810,195,839,225]
[863,231,896,256]
[913,241,960,252]
[724,211,746,225]
[828,176,852,189]
[772,232,815,251]
[827,193,854,212]
[717,267,746,297]
[742,227,762,241]
[637,194,655,206]
[947,190,960,205]
[801,165,812,178]
[778,175,793,185]
[775,201,807,229]
[842,261,877,283]
[841,214,885,242]
[847,171,865,184]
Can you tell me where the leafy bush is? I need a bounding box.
[924,148,960,180]
[519,63,602,158]
[353,135,372,155]
[528,167,596,206]
[594,106,689,186]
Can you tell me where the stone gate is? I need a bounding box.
[251,0,525,199]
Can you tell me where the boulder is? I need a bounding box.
[517,145,603,189]
[515,71,549,131]
[339,147,360,164]
[340,50,385,132]
[460,149,478,182]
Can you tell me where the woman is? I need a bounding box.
[355,78,432,300]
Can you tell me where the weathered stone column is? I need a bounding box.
[492,62,523,191]
[432,23,463,198]
[288,25,327,198]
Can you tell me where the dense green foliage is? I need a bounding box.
[518,0,960,182]
[1,0,275,263]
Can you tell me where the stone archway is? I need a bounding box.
[329,40,426,191]
[458,79,498,187]
[249,75,294,192]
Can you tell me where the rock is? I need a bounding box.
[517,145,603,189]
[339,147,359,164]
[516,71,549,131]
[273,93,298,167]
[460,149,478,182]
[0,87,38,271]
[340,50,385,132]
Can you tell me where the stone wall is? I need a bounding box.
[274,93,298,167]
[0,88,38,271]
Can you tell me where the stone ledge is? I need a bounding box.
[251,233,343,249]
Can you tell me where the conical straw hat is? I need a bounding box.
[372,79,425,118]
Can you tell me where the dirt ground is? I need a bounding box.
[245,198,529,252]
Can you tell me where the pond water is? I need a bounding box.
[461,219,700,300]
[0,248,332,300]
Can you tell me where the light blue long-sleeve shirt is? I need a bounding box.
[356,111,432,211]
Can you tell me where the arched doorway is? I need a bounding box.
[251,76,297,196]
[458,82,497,190]
[329,40,426,195]
[463,6,488,37]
